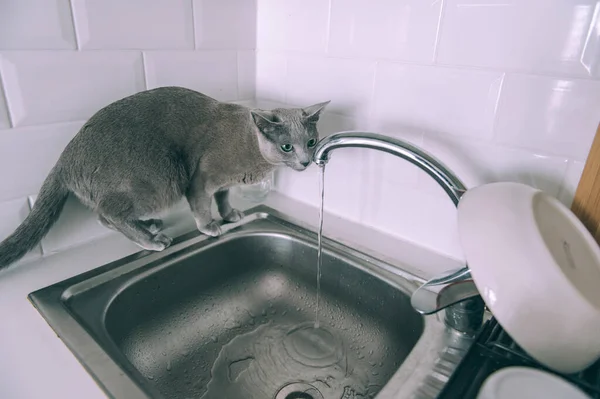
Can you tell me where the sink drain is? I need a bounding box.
[275,382,324,399]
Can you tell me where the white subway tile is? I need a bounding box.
[317,113,359,137]
[237,50,256,100]
[144,50,239,101]
[0,197,42,263]
[0,0,76,50]
[285,56,376,118]
[418,135,569,198]
[36,195,113,255]
[557,160,585,207]
[0,122,84,202]
[275,166,320,208]
[328,0,442,62]
[193,0,256,49]
[494,74,600,160]
[437,0,600,78]
[256,52,287,103]
[256,0,329,53]
[373,62,503,139]
[363,183,464,261]
[0,51,145,127]
[0,84,9,128]
[71,0,194,50]
[322,148,371,223]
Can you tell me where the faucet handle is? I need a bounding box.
[410,266,481,315]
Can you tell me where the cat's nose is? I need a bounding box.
[301,161,310,167]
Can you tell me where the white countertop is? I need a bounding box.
[0,192,462,399]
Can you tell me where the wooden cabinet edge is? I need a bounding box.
[571,123,600,244]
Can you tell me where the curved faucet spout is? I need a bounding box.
[313,132,484,334]
[314,132,466,205]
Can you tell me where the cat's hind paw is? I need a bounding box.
[223,209,244,223]
[197,220,222,237]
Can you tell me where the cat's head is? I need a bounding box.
[251,101,330,171]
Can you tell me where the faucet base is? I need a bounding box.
[444,297,485,337]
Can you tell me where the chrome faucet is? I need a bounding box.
[313,131,484,335]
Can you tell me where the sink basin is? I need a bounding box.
[30,206,470,399]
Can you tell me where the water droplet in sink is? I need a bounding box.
[211,336,218,343]
[147,375,154,380]
[166,361,172,372]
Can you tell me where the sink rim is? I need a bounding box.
[28,205,471,399]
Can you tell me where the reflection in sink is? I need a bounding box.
[29,207,466,399]
[104,234,423,398]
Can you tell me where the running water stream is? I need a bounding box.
[315,164,326,329]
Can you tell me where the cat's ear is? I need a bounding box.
[302,101,330,122]
[250,109,281,132]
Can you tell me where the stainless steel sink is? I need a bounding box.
[29,206,475,399]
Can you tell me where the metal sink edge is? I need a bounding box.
[28,205,475,399]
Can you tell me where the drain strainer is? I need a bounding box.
[275,382,324,399]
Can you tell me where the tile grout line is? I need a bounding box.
[0,66,15,128]
[190,0,197,49]
[68,0,81,50]
[432,0,446,63]
[489,72,507,144]
[141,52,149,90]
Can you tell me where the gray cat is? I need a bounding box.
[0,86,329,270]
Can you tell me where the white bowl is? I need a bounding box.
[476,367,590,399]
[457,181,600,374]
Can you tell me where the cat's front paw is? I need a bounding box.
[223,209,244,223]
[197,220,222,237]
[153,233,173,250]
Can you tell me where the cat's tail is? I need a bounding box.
[0,167,69,270]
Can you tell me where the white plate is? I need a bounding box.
[457,182,600,373]
[477,367,590,399]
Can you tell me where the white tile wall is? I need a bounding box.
[0,122,84,202]
[0,0,77,50]
[372,63,503,138]
[257,0,600,260]
[285,55,376,117]
[1,0,599,265]
[237,50,257,100]
[328,0,442,62]
[144,50,239,101]
[256,0,330,53]
[0,1,256,264]
[494,73,600,160]
[71,0,194,50]
[193,0,257,49]
[256,52,287,103]
[0,83,10,128]
[0,51,145,127]
[437,0,600,78]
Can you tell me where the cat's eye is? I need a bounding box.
[307,138,317,148]
[281,144,293,152]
